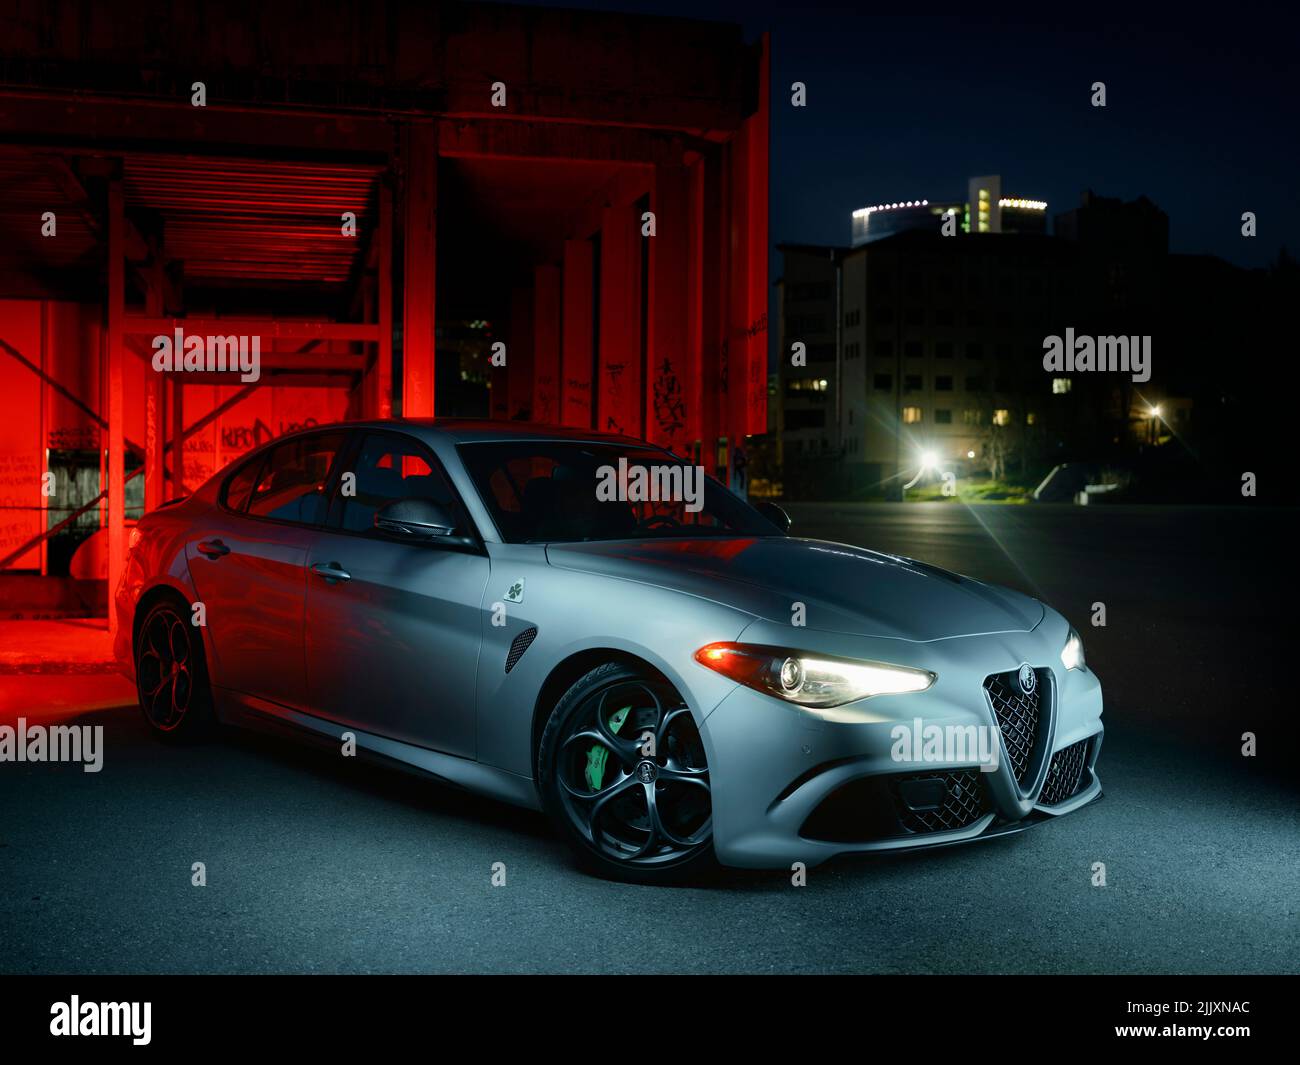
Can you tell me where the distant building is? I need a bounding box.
[1055,190,1169,256]
[779,230,1076,496]
[838,230,1074,492]
[775,245,849,475]
[851,175,1047,245]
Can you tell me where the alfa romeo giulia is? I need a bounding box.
[115,420,1103,881]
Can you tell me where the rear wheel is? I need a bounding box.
[135,596,214,740]
[538,661,715,883]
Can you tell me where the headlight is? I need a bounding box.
[694,642,935,709]
[1061,627,1086,670]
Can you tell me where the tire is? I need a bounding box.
[537,661,716,883]
[134,595,215,741]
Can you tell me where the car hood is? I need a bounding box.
[545,536,1044,642]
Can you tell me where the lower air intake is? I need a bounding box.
[1039,739,1089,806]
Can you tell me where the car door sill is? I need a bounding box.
[215,687,542,811]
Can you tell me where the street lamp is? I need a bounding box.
[903,449,939,490]
[1147,403,1162,445]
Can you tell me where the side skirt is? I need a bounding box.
[213,687,542,812]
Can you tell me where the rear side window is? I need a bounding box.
[245,432,346,525]
[222,455,264,513]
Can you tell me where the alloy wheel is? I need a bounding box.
[555,677,711,866]
[136,605,195,732]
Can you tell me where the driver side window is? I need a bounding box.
[328,432,465,535]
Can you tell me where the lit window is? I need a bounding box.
[902,406,923,424]
[1026,412,1037,426]
[1052,377,1072,394]
[993,409,1011,426]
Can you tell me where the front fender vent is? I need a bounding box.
[505,627,538,673]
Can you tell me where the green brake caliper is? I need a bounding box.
[586,705,631,791]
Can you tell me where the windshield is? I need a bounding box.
[458,441,783,544]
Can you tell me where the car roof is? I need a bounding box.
[320,417,653,447]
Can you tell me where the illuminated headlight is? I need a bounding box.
[695,643,935,709]
[1061,627,1086,670]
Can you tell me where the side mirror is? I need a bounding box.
[374,497,457,540]
[755,500,791,534]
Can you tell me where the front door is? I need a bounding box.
[304,430,488,759]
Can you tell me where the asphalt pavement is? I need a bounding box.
[1,503,1296,974]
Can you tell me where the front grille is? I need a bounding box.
[504,627,538,673]
[984,668,1046,784]
[1040,739,1089,805]
[890,769,989,833]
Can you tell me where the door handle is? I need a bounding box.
[310,561,352,583]
[197,539,230,558]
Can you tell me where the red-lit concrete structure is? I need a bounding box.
[0,1,769,636]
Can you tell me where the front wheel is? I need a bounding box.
[538,661,716,883]
[134,596,214,741]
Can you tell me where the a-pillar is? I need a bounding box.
[596,205,641,437]
[560,239,595,428]
[402,124,437,418]
[532,264,562,424]
[106,177,125,639]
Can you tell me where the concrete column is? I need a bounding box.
[532,264,562,425]
[726,121,750,465]
[701,149,728,480]
[402,124,437,418]
[742,34,771,440]
[506,286,534,421]
[169,379,184,498]
[560,238,595,428]
[646,165,692,456]
[596,205,641,437]
[686,157,707,466]
[376,181,394,419]
[143,260,164,514]
[106,178,125,638]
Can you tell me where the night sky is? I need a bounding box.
[507,2,1300,270]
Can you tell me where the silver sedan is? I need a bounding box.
[115,420,1103,882]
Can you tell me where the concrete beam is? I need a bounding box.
[0,93,393,163]
[124,318,381,342]
[438,119,689,167]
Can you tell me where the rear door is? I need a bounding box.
[304,429,489,759]
[186,430,346,709]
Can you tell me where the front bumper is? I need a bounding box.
[698,615,1104,869]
